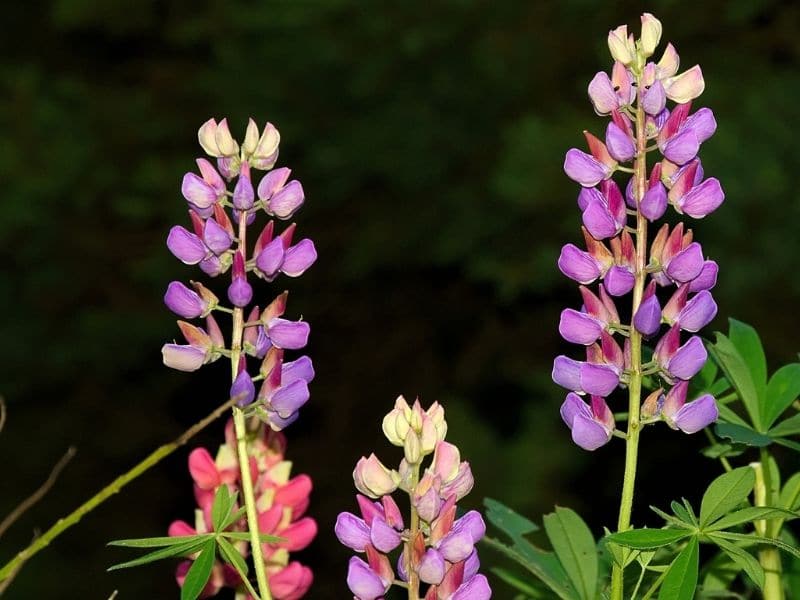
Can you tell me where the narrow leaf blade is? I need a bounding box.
[699,466,756,527]
[709,534,765,589]
[181,539,216,600]
[107,539,207,571]
[543,507,597,600]
[763,364,800,428]
[658,537,699,600]
[605,528,691,550]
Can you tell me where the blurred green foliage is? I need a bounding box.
[1,0,799,597]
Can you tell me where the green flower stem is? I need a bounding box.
[407,463,422,600]
[0,393,242,584]
[610,69,649,600]
[755,452,784,600]
[230,212,272,600]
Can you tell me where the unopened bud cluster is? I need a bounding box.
[336,397,490,599]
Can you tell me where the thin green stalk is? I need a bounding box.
[610,67,649,600]
[406,463,421,600]
[755,452,784,600]
[230,212,272,600]
[0,394,242,584]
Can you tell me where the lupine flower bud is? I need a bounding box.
[251,122,280,170]
[605,119,635,163]
[164,281,213,318]
[353,454,400,498]
[232,163,255,211]
[560,393,615,451]
[227,252,253,307]
[607,25,635,66]
[633,282,662,336]
[640,13,662,57]
[230,364,255,407]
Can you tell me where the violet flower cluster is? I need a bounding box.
[162,118,317,430]
[169,421,316,599]
[335,397,490,599]
[554,14,721,450]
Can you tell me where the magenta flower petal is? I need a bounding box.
[164,281,207,318]
[269,379,310,418]
[464,550,481,581]
[571,412,613,450]
[230,368,255,406]
[689,260,718,292]
[181,173,218,209]
[560,392,592,426]
[564,149,611,187]
[334,513,370,552]
[203,219,233,255]
[577,186,603,211]
[662,129,700,165]
[604,265,635,296]
[167,226,207,265]
[346,557,387,600]
[233,171,254,211]
[269,180,305,219]
[282,356,315,384]
[605,122,635,162]
[452,574,492,600]
[667,335,708,380]
[558,244,601,284]
[641,80,666,115]
[282,239,318,277]
[679,177,724,218]
[587,71,618,114]
[678,290,717,332]
[268,318,310,349]
[559,309,603,345]
[582,199,621,239]
[672,394,719,433]
[256,237,286,277]
[640,182,667,221]
[579,363,619,396]
[418,548,446,585]
[666,242,704,283]
[633,294,662,336]
[370,517,402,553]
[257,167,292,200]
[685,108,717,143]
[553,356,582,392]
[438,527,474,562]
[227,277,253,307]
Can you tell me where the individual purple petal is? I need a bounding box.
[167,226,207,265]
[634,294,662,336]
[689,260,718,292]
[560,392,592,426]
[282,239,318,277]
[282,356,315,384]
[199,255,223,277]
[559,309,603,345]
[672,394,719,433]
[564,149,611,187]
[452,574,492,600]
[641,80,666,115]
[233,172,254,211]
[418,548,446,585]
[558,244,601,284]
[164,281,208,318]
[665,242,704,283]
[370,517,402,553]
[203,219,233,255]
[346,557,387,600]
[269,379,310,418]
[641,181,668,221]
[457,511,487,542]
[162,344,206,372]
[579,363,619,396]
[577,187,603,211]
[181,173,218,209]
[604,265,635,296]
[571,413,612,450]
[255,237,286,277]
[587,71,618,115]
[553,356,582,392]
[227,278,253,307]
[678,178,724,218]
[257,167,292,200]
[605,122,635,162]
[582,199,621,240]
[265,410,299,431]
[624,177,637,208]
[662,129,700,165]
[438,528,474,562]
[668,336,708,380]
[685,108,717,143]
[463,550,480,581]
[230,369,255,406]
[678,290,717,332]
[334,512,370,552]
[269,180,305,219]
[268,318,310,349]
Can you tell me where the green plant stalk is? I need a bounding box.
[403,462,422,600]
[610,69,648,600]
[230,212,272,600]
[754,452,784,600]
[0,394,242,583]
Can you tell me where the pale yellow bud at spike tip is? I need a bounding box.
[242,118,259,157]
[198,118,222,157]
[608,25,635,66]
[640,13,662,58]
[214,118,239,157]
[404,432,422,464]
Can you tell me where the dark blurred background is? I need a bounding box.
[1,0,799,597]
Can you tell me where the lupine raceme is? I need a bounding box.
[163,119,317,599]
[554,14,721,599]
[336,396,491,600]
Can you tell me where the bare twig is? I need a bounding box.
[0,447,77,540]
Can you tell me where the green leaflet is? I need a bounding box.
[542,507,597,600]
